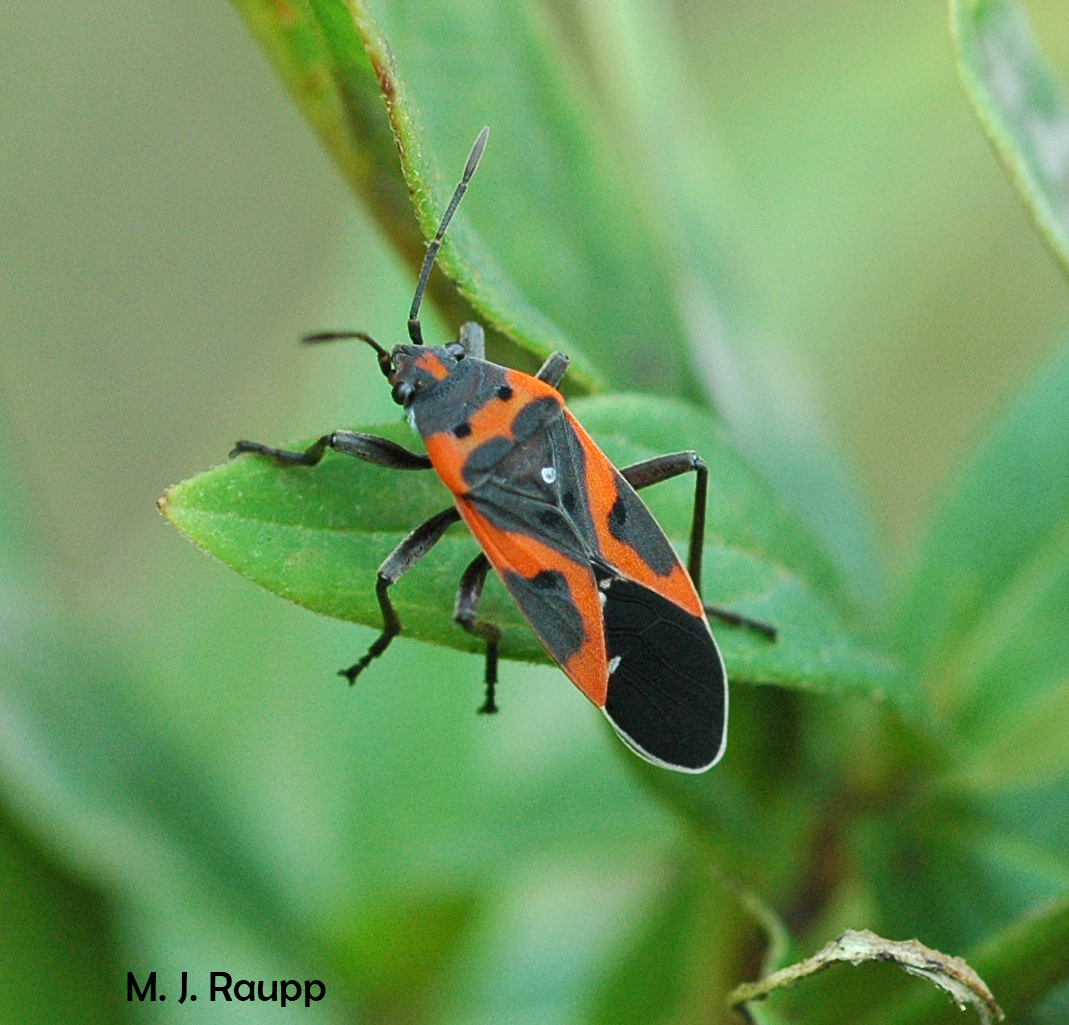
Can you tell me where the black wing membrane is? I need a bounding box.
[598,570,727,772]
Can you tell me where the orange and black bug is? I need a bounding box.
[232,128,775,772]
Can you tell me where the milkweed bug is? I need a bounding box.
[231,127,775,772]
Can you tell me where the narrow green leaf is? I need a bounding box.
[952,0,1069,280]
[161,395,907,710]
[231,0,603,389]
[365,0,705,399]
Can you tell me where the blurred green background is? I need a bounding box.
[2,0,1068,1021]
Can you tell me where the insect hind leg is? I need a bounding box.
[453,553,502,714]
[620,452,776,642]
[340,506,461,684]
[703,603,777,641]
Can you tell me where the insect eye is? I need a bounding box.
[446,342,466,360]
[391,380,415,405]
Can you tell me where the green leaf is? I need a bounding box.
[885,338,1069,1015]
[161,395,907,711]
[952,0,1069,280]
[232,0,713,399]
[854,797,1069,955]
[231,0,603,390]
[895,338,1069,764]
[364,0,708,400]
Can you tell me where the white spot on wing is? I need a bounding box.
[598,590,606,608]
[608,655,621,675]
[541,466,557,484]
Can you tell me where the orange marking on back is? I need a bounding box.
[565,410,705,619]
[457,498,609,707]
[414,352,451,380]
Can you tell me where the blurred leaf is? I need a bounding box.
[114,891,352,1025]
[854,793,1068,956]
[0,590,288,944]
[888,336,1069,1019]
[586,855,766,1025]
[952,0,1069,280]
[895,338,1069,753]
[0,799,125,1025]
[0,564,366,1023]
[161,395,907,710]
[325,890,479,1020]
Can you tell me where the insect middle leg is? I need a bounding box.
[340,506,462,684]
[453,553,502,714]
[621,453,777,641]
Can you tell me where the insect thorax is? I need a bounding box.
[407,356,511,439]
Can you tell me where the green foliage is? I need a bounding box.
[952,0,1069,281]
[2,0,1069,1022]
[0,805,123,1025]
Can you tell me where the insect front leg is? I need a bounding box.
[230,431,432,470]
[453,553,502,715]
[621,453,777,641]
[341,506,461,684]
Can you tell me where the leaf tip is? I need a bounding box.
[156,489,174,520]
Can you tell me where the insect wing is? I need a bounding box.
[559,411,726,771]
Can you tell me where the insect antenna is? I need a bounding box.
[408,126,490,346]
[302,330,394,378]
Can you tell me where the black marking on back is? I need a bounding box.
[502,569,585,666]
[607,475,677,577]
[600,573,725,771]
[463,437,514,485]
[510,396,560,443]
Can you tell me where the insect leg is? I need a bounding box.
[341,506,462,684]
[230,431,432,470]
[620,453,777,641]
[535,352,570,387]
[453,553,502,714]
[701,603,777,640]
[620,452,708,588]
